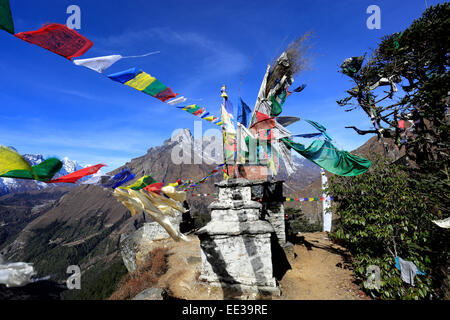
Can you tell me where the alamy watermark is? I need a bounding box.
[364,265,381,290]
[66,265,81,290]
[366,5,381,30]
[169,121,274,167]
[66,5,81,30]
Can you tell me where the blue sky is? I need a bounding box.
[0,0,443,170]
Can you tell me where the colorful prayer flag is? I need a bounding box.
[143,182,164,194]
[15,23,93,60]
[154,87,177,102]
[108,68,141,84]
[49,164,106,184]
[120,175,157,190]
[101,168,135,189]
[125,71,156,91]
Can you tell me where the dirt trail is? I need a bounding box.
[275,232,370,300]
[153,232,370,300]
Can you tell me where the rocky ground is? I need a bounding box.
[132,232,370,300]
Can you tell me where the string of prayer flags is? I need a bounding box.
[0,0,14,34]
[285,196,334,202]
[108,68,178,102]
[49,164,106,184]
[15,23,93,60]
[282,138,372,177]
[177,164,225,190]
[190,193,215,197]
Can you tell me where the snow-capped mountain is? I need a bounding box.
[0,152,91,196]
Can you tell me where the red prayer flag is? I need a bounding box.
[15,23,93,60]
[154,88,177,102]
[193,108,205,116]
[143,182,164,194]
[250,112,276,133]
[49,164,106,184]
[398,120,406,129]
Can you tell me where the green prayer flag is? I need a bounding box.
[270,95,282,117]
[282,138,371,176]
[0,0,14,34]
[143,79,167,96]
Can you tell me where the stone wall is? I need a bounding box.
[120,212,182,273]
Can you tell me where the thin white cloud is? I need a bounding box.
[92,27,247,78]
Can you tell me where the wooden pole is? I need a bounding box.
[220,85,229,178]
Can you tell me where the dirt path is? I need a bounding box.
[152,232,370,300]
[275,232,370,300]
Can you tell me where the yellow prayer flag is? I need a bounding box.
[0,145,34,177]
[125,72,156,91]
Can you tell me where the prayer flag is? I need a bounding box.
[250,112,276,132]
[0,145,33,177]
[143,182,164,194]
[120,175,157,190]
[73,55,122,73]
[0,0,14,34]
[225,100,234,117]
[167,96,187,105]
[282,138,371,176]
[49,164,106,184]
[101,168,135,189]
[108,68,141,84]
[15,23,93,60]
[294,84,307,93]
[154,87,177,102]
[270,95,282,116]
[1,158,63,182]
[276,116,300,127]
[142,79,167,96]
[304,119,333,141]
[125,72,156,91]
[237,98,252,127]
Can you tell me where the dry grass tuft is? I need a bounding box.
[266,32,313,96]
[109,247,169,300]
